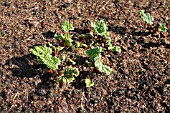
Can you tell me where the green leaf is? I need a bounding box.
[42,56,60,70]
[75,42,80,48]
[59,67,80,84]
[158,23,168,32]
[30,45,61,70]
[62,20,74,32]
[108,46,121,53]
[91,20,109,37]
[62,76,75,84]
[60,34,73,47]
[85,77,94,87]
[101,65,112,75]
[106,37,112,47]
[30,45,52,58]
[94,60,112,75]
[86,46,103,61]
[85,60,93,67]
[94,60,103,71]
[139,10,154,25]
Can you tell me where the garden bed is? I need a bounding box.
[0,0,170,112]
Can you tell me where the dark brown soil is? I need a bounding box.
[0,0,170,112]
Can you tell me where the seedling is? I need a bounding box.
[86,46,112,75]
[86,46,104,61]
[54,20,74,47]
[139,10,168,34]
[30,19,120,88]
[85,76,94,87]
[57,67,79,84]
[106,37,121,53]
[55,34,73,47]
[139,10,154,25]
[158,23,168,32]
[91,20,109,37]
[62,20,74,32]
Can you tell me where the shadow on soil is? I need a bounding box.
[6,54,43,78]
[6,54,57,95]
[7,54,87,91]
[42,30,55,39]
[108,25,126,35]
[137,37,170,49]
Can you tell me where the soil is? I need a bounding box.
[0,0,170,113]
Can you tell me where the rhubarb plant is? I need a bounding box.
[139,10,168,33]
[86,46,112,75]
[139,10,154,25]
[62,20,74,32]
[54,20,74,47]
[106,37,121,53]
[91,20,109,37]
[86,46,104,61]
[57,67,79,84]
[158,23,168,32]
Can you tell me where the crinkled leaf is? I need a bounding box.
[101,65,112,75]
[59,67,79,84]
[94,60,103,71]
[30,45,52,58]
[41,56,60,70]
[30,45,60,70]
[86,46,103,61]
[62,20,74,32]
[108,46,121,53]
[139,10,154,25]
[94,60,112,75]
[158,23,168,32]
[91,20,109,37]
[85,77,94,87]
[60,34,73,47]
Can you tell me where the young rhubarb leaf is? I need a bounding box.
[86,46,104,61]
[94,60,112,75]
[108,46,121,53]
[158,23,168,32]
[58,67,79,84]
[101,65,112,75]
[139,10,154,25]
[56,34,73,47]
[94,59,103,71]
[85,77,94,87]
[91,20,109,37]
[62,20,74,32]
[30,45,61,70]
